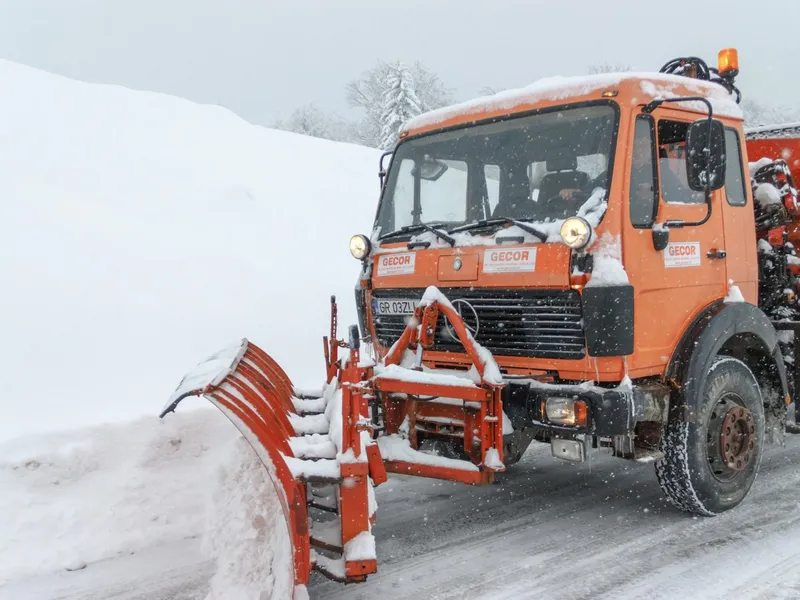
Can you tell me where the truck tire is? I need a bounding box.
[655,356,764,516]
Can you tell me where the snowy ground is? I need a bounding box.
[5,423,800,600]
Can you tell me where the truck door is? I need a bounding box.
[624,110,728,374]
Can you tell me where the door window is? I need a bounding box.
[657,120,705,205]
[723,129,747,207]
[630,116,658,227]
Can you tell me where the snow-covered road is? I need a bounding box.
[6,438,800,600]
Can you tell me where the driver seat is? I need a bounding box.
[537,156,589,206]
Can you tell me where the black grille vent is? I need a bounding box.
[372,288,586,360]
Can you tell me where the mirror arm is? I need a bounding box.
[642,96,714,229]
[378,151,393,189]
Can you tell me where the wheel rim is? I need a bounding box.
[706,393,757,482]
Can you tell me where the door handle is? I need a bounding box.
[707,250,727,259]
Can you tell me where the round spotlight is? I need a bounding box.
[349,234,371,260]
[560,217,592,250]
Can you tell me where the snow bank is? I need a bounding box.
[202,435,294,600]
[0,59,380,442]
[0,409,252,580]
[1,408,297,595]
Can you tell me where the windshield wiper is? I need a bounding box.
[449,218,548,242]
[379,223,455,247]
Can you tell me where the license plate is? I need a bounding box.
[373,298,419,316]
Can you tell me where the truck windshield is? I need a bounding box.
[375,104,618,238]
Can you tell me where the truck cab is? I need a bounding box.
[350,51,792,514]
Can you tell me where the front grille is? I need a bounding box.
[372,288,586,360]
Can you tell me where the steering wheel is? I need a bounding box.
[541,190,590,218]
[544,190,590,203]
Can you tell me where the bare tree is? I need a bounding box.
[272,104,354,143]
[588,62,633,74]
[346,60,453,148]
[740,98,800,127]
[478,86,503,96]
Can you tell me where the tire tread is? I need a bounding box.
[655,356,761,517]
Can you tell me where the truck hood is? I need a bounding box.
[371,241,572,289]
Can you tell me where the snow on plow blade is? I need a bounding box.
[160,337,383,593]
[159,287,510,593]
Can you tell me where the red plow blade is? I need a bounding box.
[161,336,383,593]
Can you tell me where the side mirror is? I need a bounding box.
[412,155,449,181]
[652,226,669,251]
[685,119,726,192]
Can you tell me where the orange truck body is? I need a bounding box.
[360,75,758,384]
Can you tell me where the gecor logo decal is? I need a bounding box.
[377,252,416,276]
[483,248,537,273]
[664,242,701,268]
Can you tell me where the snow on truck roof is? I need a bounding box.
[403,71,743,135]
[745,122,800,138]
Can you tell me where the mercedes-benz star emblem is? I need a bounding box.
[453,257,463,271]
[445,299,480,340]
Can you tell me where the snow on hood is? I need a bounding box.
[585,233,629,287]
[376,188,608,252]
[405,72,742,132]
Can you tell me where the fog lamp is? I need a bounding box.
[349,234,371,260]
[545,397,588,426]
[560,217,592,250]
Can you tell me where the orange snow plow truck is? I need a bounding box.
[160,50,800,595]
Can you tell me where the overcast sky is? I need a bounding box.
[1,0,797,127]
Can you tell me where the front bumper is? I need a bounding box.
[504,380,669,437]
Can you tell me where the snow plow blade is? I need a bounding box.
[160,288,509,592]
[160,327,383,593]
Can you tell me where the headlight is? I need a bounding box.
[560,217,592,250]
[349,234,371,260]
[545,397,588,426]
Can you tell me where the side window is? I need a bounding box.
[629,117,658,227]
[657,120,705,204]
[724,128,747,206]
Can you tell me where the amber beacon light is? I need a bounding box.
[718,48,739,77]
